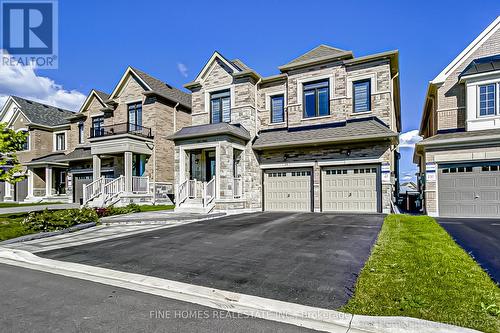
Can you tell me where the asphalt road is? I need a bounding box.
[437,217,500,284]
[0,263,317,333]
[41,212,384,309]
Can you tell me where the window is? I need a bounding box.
[479,84,496,116]
[210,90,231,123]
[92,116,104,137]
[55,133,65,151]
[78,122,84,144]
[21,131,29,151]
[353,79,371,113]
[270,95,284,123]
[303,80,329,118]
[128,102,143,131]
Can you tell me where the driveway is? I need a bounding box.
[437,217,500,284]
[40,212,384,309]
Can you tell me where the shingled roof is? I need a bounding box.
[279,45,353,71]
[168,122,251,141]
[11,96,75,126]
[253,118,397,149]
[130,67,191,109]
[94,90,110,103]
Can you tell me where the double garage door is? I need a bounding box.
[438,163,500,217]
[264,165,380,212]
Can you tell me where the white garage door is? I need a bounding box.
[438,163,500,217]
[322,165,379,212]
[264,168,312,212]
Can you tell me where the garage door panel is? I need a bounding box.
[322,165,379,213]
[438,164,500,217]
[264,168,311,212]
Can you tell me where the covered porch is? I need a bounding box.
[170,123,250,212]
[24,161,72,203]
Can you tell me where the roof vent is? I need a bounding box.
[26,100,32,104]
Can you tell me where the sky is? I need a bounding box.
[1,0,500,183]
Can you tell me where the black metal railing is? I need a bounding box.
[90,122,153,138]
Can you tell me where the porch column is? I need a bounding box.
[45,167,52,197]
[124,151,133,193]
[27,169,34,198]
[92,155,101,180]
[4,182,13,201]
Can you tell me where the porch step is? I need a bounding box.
[175,201,215,214]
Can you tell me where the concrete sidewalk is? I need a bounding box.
[0,203,79,214]
[100,210,225,224]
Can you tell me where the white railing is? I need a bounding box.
[103,175,125,204]
[83,176,105,205]
[178,179,189,204]
[233,177,242,198]
[132,176,149,193]
[188,179,197,198]
[204,177,216,207]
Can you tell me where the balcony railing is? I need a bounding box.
[90,122,153,139]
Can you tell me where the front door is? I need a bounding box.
[205,151,216,181]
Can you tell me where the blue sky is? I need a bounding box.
[1,0,500,182]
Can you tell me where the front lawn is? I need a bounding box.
[0,202,64,208]
[137,204,174,212]
[0,213,32,241]
[342,214,500,333]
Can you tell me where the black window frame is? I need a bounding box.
[78,122,84,144]
[353,79,372,113]
[92,116,104,137]
[270,94,285,123]
[55,133,65,151]
[128,102,143,131]
[210,89,231,124]
[302,79,330,118]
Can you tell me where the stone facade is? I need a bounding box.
[176,49,399,213]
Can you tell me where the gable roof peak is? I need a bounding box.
[279,44,353,71]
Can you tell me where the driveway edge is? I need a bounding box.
[0,249,480,333]
[0,222,97,245]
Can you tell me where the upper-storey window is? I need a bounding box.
[55,132,65,151]
[128,102,143,131]
[353,79,371,113]
[20,130,29,151]
[92,116,104,137]
[210,90,231,123]
[271,95,284,123]
[78,122,84,144]
[479,84,496,116]
[303,80,329,118]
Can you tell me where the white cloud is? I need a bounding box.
[0,51,85,111]
[177,63,188,78]
[399,129,422,148]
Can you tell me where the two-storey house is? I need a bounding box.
[0,66,191,206]
[415,16,500,218]
[170,45,401,213]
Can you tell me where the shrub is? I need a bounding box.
[94,203,141,218]
[23,208,99,232]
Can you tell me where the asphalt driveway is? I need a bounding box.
[40,212,384,309]
[437,217,500,284]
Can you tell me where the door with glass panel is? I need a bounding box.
[128,102,142,132]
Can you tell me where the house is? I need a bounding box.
[170,45,401,213]
[0,66,191,206]
[415,16,500,218]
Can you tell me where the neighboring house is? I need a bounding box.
[415,16,500,218]
[0,96,76,202]
[0,66,191,206]
[170,45,401,213]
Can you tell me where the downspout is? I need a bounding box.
[173,102,179,133]
[254,78,262,137]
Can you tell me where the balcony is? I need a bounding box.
[90,122,153,139]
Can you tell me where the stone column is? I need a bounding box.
[45,167,53,197]
[92,155,101,181]
[4,182,13,201]
[27,169,34,198]
[124,151,133,193]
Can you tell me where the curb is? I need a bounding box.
[0,222,97,245]
[0,249,481,333]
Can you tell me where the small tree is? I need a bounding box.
[0,123,28,183]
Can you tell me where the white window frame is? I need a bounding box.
[346,73,377,115]
[53,130,67,152]
[78,122,85,144]
[477,82,498,117]
[465,75,500,131]
[16,128,30,151]
[296,74,334,108]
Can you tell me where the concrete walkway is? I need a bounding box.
[0,203,79,214]
[100,210,225,224]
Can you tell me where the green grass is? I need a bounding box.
[0,212,31,241]
[342,215,500,333]
[137,204,175,212]
[0,202,64,208]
